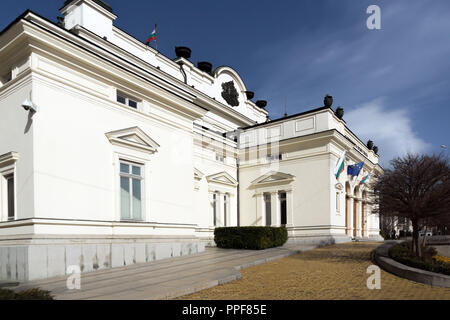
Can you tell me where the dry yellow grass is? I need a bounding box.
[179,242,450,300]
[433,255,450,264]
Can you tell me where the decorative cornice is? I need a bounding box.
[0,152,19,167]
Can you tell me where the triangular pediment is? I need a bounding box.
[251,171,295,186]
[194,168,204,181]
[106,127,160,153]
[206,172,238,187]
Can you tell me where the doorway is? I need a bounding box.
[264,193,271,226]
[279,192,287,226]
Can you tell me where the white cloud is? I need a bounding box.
[345,98,430,167]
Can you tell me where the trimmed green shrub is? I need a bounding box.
[0,288,54,300]
[214,226,288,250]
[389,241,450,276]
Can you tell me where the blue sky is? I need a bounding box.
[1,0,449,166]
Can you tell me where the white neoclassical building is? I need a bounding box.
[0,0,383,282]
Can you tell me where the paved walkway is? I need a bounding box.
[12,243,317,300]
[180,242,450,300]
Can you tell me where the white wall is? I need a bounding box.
[0,78,34,222]
[239,155,332,229]
[193,141,238,229]
[31,74,197,231]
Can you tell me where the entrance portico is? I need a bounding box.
[250,171,295,228]
[345,183,370,239]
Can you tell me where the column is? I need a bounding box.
[347,196,354,237]
[209,191,215,227]
[286,190,294,228]
[361,202,366,237]
[255,192,264,226]
[216,191,222,227]
[355,199,362,237]
[229,193,236,227]
[270,192,279,227]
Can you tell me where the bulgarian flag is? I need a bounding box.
[334,150,346,179]
[145,27,157,45]
[360,171,373,185]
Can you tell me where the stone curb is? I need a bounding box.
[0,281,20,288]
[372,242,450,288]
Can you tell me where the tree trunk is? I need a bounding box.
[422,225,427,247]
[412,220,420,257]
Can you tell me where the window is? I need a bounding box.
[279,192,287,226]
[0,152,18,222]
[215,153,225,163]
[120,161,143,220]
[336,192,341,213]
[117,91,139,109]
[6,174,14,220]
[266,154,282,162]
[264,193,271,226]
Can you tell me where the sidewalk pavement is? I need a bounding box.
[11,243,317,300]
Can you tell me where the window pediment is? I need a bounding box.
[194,168,204,181]
[106,127,160,154]
[206,172,238,187]
[0,152,19,168]
[251,171,295,187]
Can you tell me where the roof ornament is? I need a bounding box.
[244,91,254,100]
[255,100,267,109]
[175,46,191,59]
[335,106,344,120]
[221,81,239,107]
[324,94,333,108]
[197,61,213,75]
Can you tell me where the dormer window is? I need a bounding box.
[117,91,139,109]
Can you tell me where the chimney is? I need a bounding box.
[60,0,117,39]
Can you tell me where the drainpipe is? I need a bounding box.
[178,62,187,84]
[223,129,241,227]
[236,129,241,227]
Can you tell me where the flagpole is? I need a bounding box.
[155,24,158,51]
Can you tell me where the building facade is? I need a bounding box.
[0,0,383,282]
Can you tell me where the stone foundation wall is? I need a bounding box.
[0,239,205,282]
[287,235,352,246]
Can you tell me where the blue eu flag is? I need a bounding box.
[348,161,364,177]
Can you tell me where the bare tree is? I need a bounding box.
[371,153,450,257]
